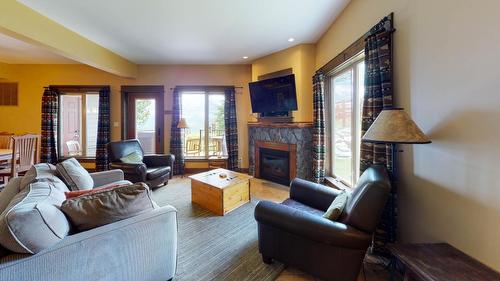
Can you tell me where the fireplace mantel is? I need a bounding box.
[247,122,313,129]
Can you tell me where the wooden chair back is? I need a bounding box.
[66,140,82,156]
[186,138,201,155]
[10,134,40,177]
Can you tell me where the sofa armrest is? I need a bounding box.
[289,178,343,211]
[109,162,147,179]
[0,206,178,281]
[90,169,124,188]
[143,154,175,168]
[254,201,371,250]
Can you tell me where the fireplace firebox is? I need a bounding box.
[259,148,290,186]
[254,140,296,185]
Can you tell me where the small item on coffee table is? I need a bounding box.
[219,173,227,179]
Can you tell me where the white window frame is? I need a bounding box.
[58,92,99,158]
[180,90,226,159]
[328,52,365,186]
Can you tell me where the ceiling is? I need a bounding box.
[0,33,75,64]
[16,0,350,64]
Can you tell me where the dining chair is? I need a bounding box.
[66,140,82,156]
[0,134,40,183]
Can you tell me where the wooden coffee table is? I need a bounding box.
[189,168,253,216]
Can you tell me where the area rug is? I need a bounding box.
[152,177,285,281]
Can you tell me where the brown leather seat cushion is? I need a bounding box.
[281,198,324,217]
[146,167,170,180]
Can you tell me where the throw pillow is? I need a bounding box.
[323,191,349,221]
[64,183,131,199]
[0,181,70,254]
[20,163,58,190]
[61,183,156,231]
[56,158,94,191]
[120,151,143,164]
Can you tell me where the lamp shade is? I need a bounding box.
[177,118,189,129]
[362,108,431,144]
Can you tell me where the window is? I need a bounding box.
[329,55,365,186]
[59,92,99,157]
[181,90,226,159]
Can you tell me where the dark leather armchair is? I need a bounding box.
[254,165,391,281]
[107,139,175,188]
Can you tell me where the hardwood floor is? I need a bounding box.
[249,177,394,281]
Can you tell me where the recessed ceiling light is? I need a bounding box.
[242,56,248,59]
[288,38,295,42]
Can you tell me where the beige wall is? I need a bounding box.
[251,44,316,122]
[316,0,500,270]
[0,64,252,168]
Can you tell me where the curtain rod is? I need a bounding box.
[169,86,244,90]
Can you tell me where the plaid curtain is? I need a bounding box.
[312,72,326,183]
[224,87,238,170]
[95,87,111,171]
[170,89,184,175]
[361,16,395,256]
[40,88,59,164]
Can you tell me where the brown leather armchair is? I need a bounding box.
[107,139,175,188]
[254,165,391,281]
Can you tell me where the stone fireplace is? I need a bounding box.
[248,122,313,184]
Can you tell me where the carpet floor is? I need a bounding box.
[152,178,285,281]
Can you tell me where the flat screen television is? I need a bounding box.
[249,74,298,114]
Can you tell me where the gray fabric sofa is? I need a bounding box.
[0,169,178,281]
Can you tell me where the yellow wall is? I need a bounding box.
[251,44,316,122]
[316,0,500,271]
[0,62,8,78]
[0,64,252,168]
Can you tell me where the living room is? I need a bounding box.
[0,0,499,280]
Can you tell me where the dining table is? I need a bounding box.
[0,149,13,162]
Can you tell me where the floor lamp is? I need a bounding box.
[361,108,431,255]
[177,118,189,177]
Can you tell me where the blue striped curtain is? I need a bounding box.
[361,15,395,256]
[95,87,111,171]
[40,88,59,164]
[170,89,184,175]
[224,87,238,170]
[312,72,326,183]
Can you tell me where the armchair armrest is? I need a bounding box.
[90,169,124,188]
[254,201,371,250]
[290,178,343,211]
[109,162,147,180]
[143,154,175,168]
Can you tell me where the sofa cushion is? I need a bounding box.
[146,166,170,180]
[120,151,143,164]
[61,183,156,231]
[323,191,348,221]
[0,181,70,254]
[56,158,94,191]
[281,199,324,217]
[97,179,132,189]
[0,178,22,215]
[20,163,57,190]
